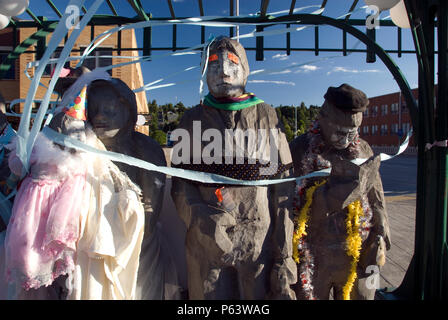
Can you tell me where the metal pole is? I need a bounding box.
[399,90,402,131]
[435,0,448,299]
[295,105,297,137]
[236,0,239,42]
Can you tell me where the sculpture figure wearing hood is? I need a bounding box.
[171,37,297,300]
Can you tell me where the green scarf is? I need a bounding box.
[203,93,264,111]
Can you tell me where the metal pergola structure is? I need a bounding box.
[1,1,420,73]
[0,0,446,300]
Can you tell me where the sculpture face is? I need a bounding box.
[88,85,130,140]
[323,121,359,150]
[206,49,246,98]
[319,102,362,150]
[328,123,358,150]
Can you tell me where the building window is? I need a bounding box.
[363,126,369,135]
[380,124,388,135]
[391,103,399,114]
[403,122,412,134]
[401,101,409,113]
[0,50,16,79]
[371,105,378,117]
[391,123,399,134]
[363,108,369,118]
[381,104,388,116]
[371,125,378,135]
[80,47,113,74]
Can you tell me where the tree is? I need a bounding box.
[296,119,307,136]
[283,121,294,143]
[147,99,158,114]
[152,129,167,146]
[148,112,159,133]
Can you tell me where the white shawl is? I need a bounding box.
[67,139,145,300]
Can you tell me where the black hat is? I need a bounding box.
[324,83,369,113]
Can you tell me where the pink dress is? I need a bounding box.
[4,134,88,291]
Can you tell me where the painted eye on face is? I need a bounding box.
[227,52,239,64]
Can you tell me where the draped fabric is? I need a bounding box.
[67,139,145,300]
[4,134,89,292]
[1,134,145,300]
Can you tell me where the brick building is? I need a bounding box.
[360,88,420,147]
[0,25,149,134]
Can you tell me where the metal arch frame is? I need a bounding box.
[398,0,447,300]
[1,14,418,125]
[257,13,419,136]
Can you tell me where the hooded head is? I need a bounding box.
[206,36,250,98]
[87,78,138,143]
[318,84,368,150]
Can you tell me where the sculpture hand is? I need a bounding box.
[372,223,391,251]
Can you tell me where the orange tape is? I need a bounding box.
[228,52,239,64]
[215,187,224,202]
[208,54,218,62]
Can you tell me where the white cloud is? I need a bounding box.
[269,69,293,75]
[295,64,319,73]
[248,80,295,86]
[272,53,289,61]
[327,66,381,75]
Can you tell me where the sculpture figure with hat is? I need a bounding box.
[171,36,297,299]
[289,84,390,300]
[2,69,145,300]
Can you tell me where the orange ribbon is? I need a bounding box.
[215,187,224,202]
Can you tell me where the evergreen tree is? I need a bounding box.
[147,99,158,114]
[283,121,294,143]
[152,129,167,146]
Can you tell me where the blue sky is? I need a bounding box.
[22,0,421,108]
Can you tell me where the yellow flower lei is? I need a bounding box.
[292,182,365,300]
[292,179,327,264]
[342,200,364,300]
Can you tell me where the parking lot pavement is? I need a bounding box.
[378,155,417,290]
[380,155,417,197]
